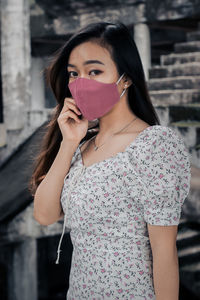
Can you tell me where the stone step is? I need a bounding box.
[176,221,200,267]
[170,121,200,149]
[149,62,200,78]
[161,52,200,66]
[150,89,200,106]
[178,220,200,231]
[174,41,200,53]
[190,165,200,191]
[183,192,200,224]
[186,31,200,42]
[177,229,200,242]
[191,147,200,169]
[178,245,200,266]
[179,218,188,225]
[169,105,200,122]
[177,231,200,249]
[148,76,200,91]
[179,270,200,298]
[180,261,200,272]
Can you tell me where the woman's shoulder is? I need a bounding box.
[125,124,191,188]
[134,124,184,148]
[126,124,189,164]
[141,124,181,140]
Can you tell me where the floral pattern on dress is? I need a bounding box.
[59,125,191,300]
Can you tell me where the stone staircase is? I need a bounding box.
[148,23,200,299]
[148,23,200,169]
[177,218,200,298]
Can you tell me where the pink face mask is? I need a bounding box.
[68,73,126,121]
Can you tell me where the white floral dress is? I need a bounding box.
[56,125,191,300]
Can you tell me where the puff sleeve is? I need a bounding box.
[141,127,191,226]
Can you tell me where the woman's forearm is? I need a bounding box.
[33,140,79,225]
[153,246,179,300]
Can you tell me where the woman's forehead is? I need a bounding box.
[68,41,112,64]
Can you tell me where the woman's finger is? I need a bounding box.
[58,110,81,123]
[65,102,81,116]
[61,98,81,115]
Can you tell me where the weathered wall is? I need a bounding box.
[30,0,146,37]
[146,0,200,22]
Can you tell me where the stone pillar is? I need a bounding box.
[7,238,38,300]
[30,57,45,111]
[29,57,46,128]
[0,123,7,147]
[1,0,31,130]
[134,23,151,81]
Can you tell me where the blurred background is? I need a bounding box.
[0,0,200,299]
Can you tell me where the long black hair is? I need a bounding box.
[29,21,160,196]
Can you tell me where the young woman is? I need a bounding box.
[31,22,191,299]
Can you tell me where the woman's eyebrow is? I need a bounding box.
[67,60,105,68]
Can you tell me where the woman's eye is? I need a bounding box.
[68,71,78,78]
[68,70,102,78]
[89,70,102,76]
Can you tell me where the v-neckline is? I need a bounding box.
[77,125,158,170]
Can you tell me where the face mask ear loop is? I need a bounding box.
[120,88,127,98]
[116,73,125,85]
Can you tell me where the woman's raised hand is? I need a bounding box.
[57,97,88,144]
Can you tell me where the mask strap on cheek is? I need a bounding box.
[116,73,125,85]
